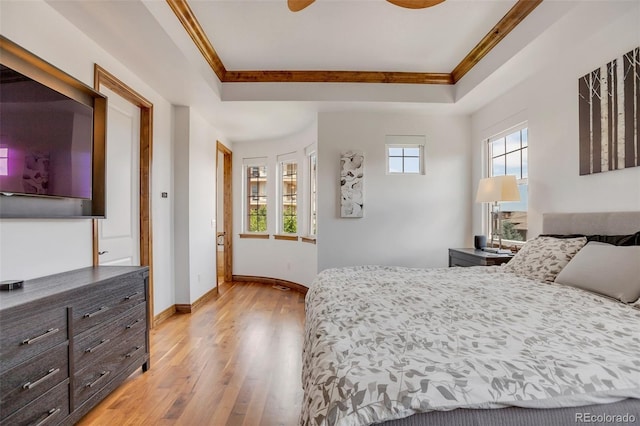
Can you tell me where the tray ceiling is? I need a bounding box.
[38,0,578,141]
[168,0,541,84]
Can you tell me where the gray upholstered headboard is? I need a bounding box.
[542,211,640,235]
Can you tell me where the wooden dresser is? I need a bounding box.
[0,266,149,426]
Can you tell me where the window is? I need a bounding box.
[487,126,528,242]
[385,135,426,175]
[0,147,8,176]
[308,152,317,236]
[280,161,297,234]
[245,164,267,232]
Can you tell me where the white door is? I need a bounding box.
[98,86,140,266]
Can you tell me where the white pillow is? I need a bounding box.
[503,236,587,282]
[555,242,640,303]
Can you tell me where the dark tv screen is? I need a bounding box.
[0,64,93,199]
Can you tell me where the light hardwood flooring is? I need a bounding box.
[77,281,306,426]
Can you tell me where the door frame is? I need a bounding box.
[216,141,233,283]
[93,64,155,327]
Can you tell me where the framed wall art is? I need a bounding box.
[340,151,364,218]
[578,47,639,175]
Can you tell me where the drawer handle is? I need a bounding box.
[86,371,110,388]
[125,319,142,329]
[85,338,111,353]
[21,328,60,345]
[83,306,109,318]
[124,291,142,300]
[125,346,142,358]
[22,368,60,390]
[35,408,61,426]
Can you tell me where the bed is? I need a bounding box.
[301,212,640,426]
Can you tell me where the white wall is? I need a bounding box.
[232,124,318,286]
[188,110,221,302]
[173,106,224,304]
[173,106,191,304]
[471,3,640,239]
[317,112,471,271]
[0,219,93,278]
[0,0,175,316]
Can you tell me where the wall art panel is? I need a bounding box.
[578,47,639,175]
[340,151,364,218]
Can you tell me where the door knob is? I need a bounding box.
[98,251,109,255]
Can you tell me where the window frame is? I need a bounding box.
[485,124,528,246]
[307,150,318,238]
[278,156,298,235]
[243,160,268,234]
[385,135,426,175]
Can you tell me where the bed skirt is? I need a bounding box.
[380,398,640,426]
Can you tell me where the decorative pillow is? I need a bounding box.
[555,242,640,303]
[503,236,587,282]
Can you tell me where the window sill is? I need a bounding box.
[300,236,316,244]
[273,234,298,241]
[239,233,270,239]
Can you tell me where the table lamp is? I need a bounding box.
[476,175,520,253]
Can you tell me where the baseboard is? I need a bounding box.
[191,286,219,311]
[175,304,192,314]
[232,275,308,295]
[154,305,176,326]
[174,286,219,314]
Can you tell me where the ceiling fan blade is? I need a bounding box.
[386,0,446,9]
[288,0,315,12]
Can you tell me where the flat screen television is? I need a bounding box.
[0,64,93,200]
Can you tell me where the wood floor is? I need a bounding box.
[77,281,306,426]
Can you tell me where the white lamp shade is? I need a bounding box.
[476,175,521,203]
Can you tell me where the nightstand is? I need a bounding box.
[448,248,513,267]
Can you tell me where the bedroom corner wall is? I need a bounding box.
[173,106,225,304]
[317,112,472,272]
[471,2,640,239]
[231,123,318,287]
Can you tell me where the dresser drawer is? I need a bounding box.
[0,308,68,374]
[74,330,146,407]
[74,303,146,373]
[0,379,69,426]
[71,274,145,336]
[0,343,69,419]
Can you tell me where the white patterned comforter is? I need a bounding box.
[301,266,640,426]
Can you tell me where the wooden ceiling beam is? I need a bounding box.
[451,0,543,83]
[166,0,227,82]
[225,70,454,85]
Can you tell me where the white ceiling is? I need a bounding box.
[191,0,515,72]
[43,0,575,142]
